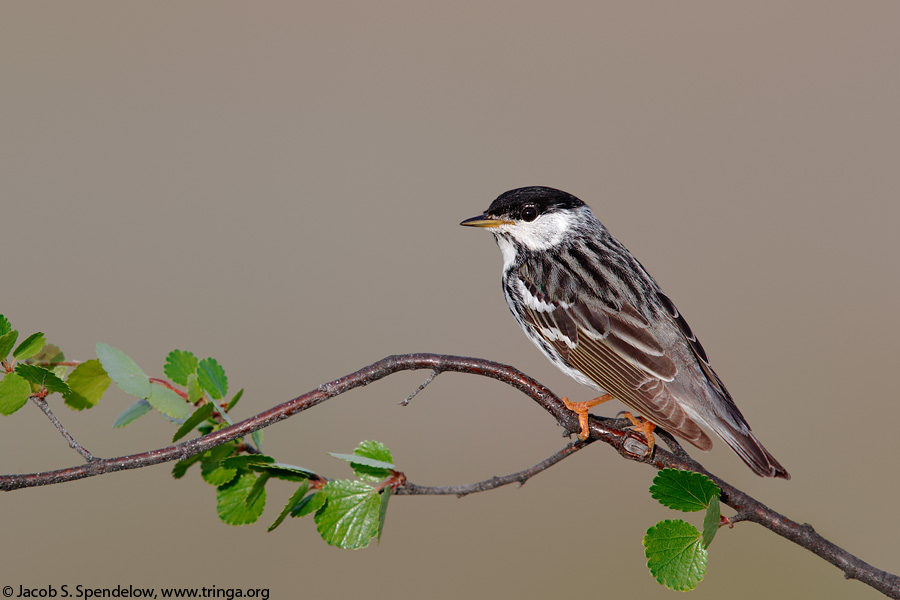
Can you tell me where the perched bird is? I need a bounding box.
[461,186,789,479]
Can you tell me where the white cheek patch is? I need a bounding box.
[495,211,575,252]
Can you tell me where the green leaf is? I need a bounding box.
[701,496,721,549]
[13,332,45,361]
[47,364,68,382]
[377,487,391,544]
[197,357,227,400]
[328,453,393,468]
[330,440,396,482]
[218,407,234,426]
[249,462,318,482]
[649,469,721,512]
[26,343,64,364]
[163,350,198,386]
[172,452,204,479]
[201,443,238,486]
[268,481,310,532]
[172,402,215,442]
[0,373,32,415]
[225,388,243,412]
[0,330,19,359]
[245,472,271,507]
[203,463,239,487]
[0,315,10,337]
[221,455,275,470]
[217,472,266,526]
[64,359,111,411]
[251,429,263,452]
[186,373,203,404]
[292,490,326,518]
[113,398,152,427]
[15,364,70,394]
[644,520,707,591]
[146,384,191,420]
[315,480,382,549]
[354,440,394,463]
[96,342,152,399]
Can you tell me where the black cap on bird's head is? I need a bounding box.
[460,186,586,228]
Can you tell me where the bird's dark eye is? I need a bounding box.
[520,204,538,222]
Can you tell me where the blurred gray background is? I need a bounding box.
[2,2,899,598]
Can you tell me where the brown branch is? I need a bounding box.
[0,353,897,598]
[396,438,596,496]
[30,395,96,462]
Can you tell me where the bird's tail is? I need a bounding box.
[713,420,790,479]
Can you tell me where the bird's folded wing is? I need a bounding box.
[521,292,711,449]
[655,291,745,421]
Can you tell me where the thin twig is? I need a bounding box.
[30,396,96,462]
[1,353,897,598]
[149,377,188,399]
[395,438,594,496]
[400,369,439,405]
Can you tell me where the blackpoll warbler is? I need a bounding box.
[461,186,789,479]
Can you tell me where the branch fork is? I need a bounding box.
[0,353,896,598]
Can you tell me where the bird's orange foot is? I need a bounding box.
[621,411,656,454]
[562,394,614,440]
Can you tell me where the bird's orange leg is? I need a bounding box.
[562,394,614,440]
[621,411,656,453]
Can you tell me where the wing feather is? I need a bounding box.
[655,291,746,422]
[518,277,711,449]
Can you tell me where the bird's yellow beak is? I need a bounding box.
[460,214,513,228]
